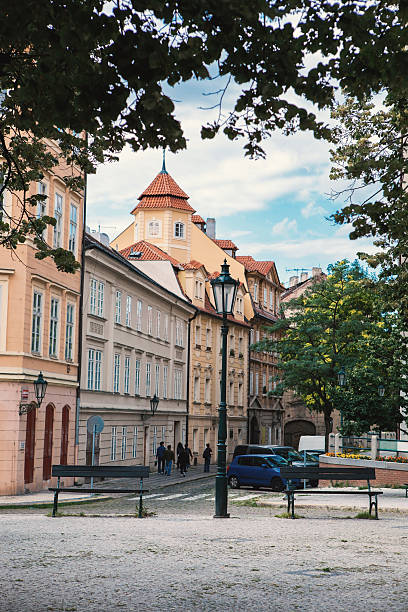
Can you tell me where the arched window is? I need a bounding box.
[148,220,160,237]
[174,222,184,239]
[60,405,70,465]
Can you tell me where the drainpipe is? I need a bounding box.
[247,326,251,443]
[185,308,198,446]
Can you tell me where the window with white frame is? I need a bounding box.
[163,365,168,399]
[53,193,63,247]
[148,219,160,237]
[263,287,267,307]
[121,426,127,460]
[270,290,274,311]
[31,291,43,353]
[145,363,151,396]
[195,324,201,347]
[194,376,200,402]
[205,378,211,403]
[126,295,132,326]
[136,299,142,331]
[250,329,254,345]
[90,279,104,316]
[249,371,254,395]
[87,348,102,390]
[229,380,234,405]
[174,369,182,400]
[236,296,243,314]
[155,364,160,396]
[152,426,157,456]
[268,376,273,393]
[255,372,259,394]
[276,294,280,311]
[164,314,169,341]
[97,281,104,317]
[115,291,121,323]
[156,310,161,337]
[69,204,77,254]
[135,359,141,395]
[37,182,47,239]
[161,426,166,443]
[111,426,117,461]
[65,303,74,360]
[124,356,130,394]
[238,335,243,355]
[262,373,267,395]
[206,327,211,349]
[253,282,258,302]
[132,426,138,458]
[238,382,243,405]
[175,319,184,347]
[49,297,59,357]
[193,428,198,453]
[113,354,120,393]
[147,305,153,335]
[174,221,185,238]
[195,280,203,299]
[256,330,260,343]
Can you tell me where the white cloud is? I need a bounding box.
[272,217,298,235]
[229,229,252,238]
[301,201,327,218]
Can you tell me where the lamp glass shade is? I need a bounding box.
[34,371,48,405]
[378,384,385,398]
[211,260,239,315]
[150,394,159,415]
[337,367,346,387]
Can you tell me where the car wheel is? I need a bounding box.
[228,475,240,489]
[271,477,284,492]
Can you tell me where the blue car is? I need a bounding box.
[227,454,301,492]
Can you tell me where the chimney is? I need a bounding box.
[312,267,322,277]
[300,272,308,283]
[289,275,299,287]
[206,217,216,239]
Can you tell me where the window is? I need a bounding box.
[206,327,211,349]
[49,297,59,357]
[152,426,157,456]
[194,376,200,402]
[238,382,243,405]
[249,371,254,395]
[111,426,117,461]
[263,287,268,307]
[195,324,201,347]
[97,282,104,317]
[124,356,130,394]
[156,310,161,337]
[174,369,182,400]
[163,365,168,399]
[256,330,260,343]
[121,426,127,460]
[135,359,141,395]
[146,363,151,396]
[236,297,243,314]
[155,364,160,396]
[205,378,211,403]
[174,222,184,238]
[270,290,274,311]
[90,279,104,316]
[161,426,166,443]
[115,291,121,323]
[87,349,102,390]
[253,282,258,303]
[164,314,169,341]
[113,354,120,393]
[195,280,203,299]
[37,182,47,239]
[65,303,74,360]
[255,373,259,395]
[147,305,153,335]
[204,428,209,447]
[250,329,254,345]
[137,300,142,331]
[126,295,132,326]
[193,429,198,453]
[69,204,77,254]
[238,335,243,355]
[229,428,234,440]
[229,381,234,405]
[132,426,138,458]
[175,319,184,347]
[269,376,273,393]
[262,373,267,395]
[53,193,63,247]
[148,220,160,236]
[31,291,43,353]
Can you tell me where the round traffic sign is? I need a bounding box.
[87,415,104,434]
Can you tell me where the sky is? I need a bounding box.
[86,80,376,287]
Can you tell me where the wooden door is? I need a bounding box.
[24,408,36,484]
[60,405,69,465]
[42,404,54,480]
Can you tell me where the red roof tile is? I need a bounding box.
[182,260,206,270]
[213,239,238,251]
[236,255,275,276]
[119,240,182,268]
[139,171,189,199]
[131,195,195,213]
[192,215,205,224]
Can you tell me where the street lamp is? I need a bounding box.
[378,383,385,398]
[34,372,48,408]
[337,367,346,387]
[211,259,238,518]
[150,394,159,416]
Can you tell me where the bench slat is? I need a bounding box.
[49,488,149,494]
[280,467,376,480]
[51,465,150,478]
[293,490,382,495]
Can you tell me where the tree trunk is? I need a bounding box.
[324,412,333,452]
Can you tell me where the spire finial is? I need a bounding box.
[161,148,167,174]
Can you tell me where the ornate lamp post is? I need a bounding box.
[211,259,238,518]
[337,367,346,387]
[378,383,385,398]
[19,372,48,416]
[150,394,159,416]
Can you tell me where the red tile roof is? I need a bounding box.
[119,240,182,268]
[236,255,275,276]
[131,171,195,214]
[192,214,205,224]
[182,260,206,270]
[213,239,238,251]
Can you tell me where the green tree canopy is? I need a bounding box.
[255,261,407,446]
[1,1,408,270]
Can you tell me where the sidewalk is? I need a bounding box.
[0,464,216,508]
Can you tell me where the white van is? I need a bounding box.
[298,436,325,453]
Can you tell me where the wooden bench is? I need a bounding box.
[280,466,382,519]
[49,465,150,517]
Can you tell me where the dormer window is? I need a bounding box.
[148,220,161,237]
[174,222,185,239]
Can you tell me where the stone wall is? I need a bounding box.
[319,455,408,487]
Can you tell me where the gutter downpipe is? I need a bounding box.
[185,308,198,446]
[247,325,251,443]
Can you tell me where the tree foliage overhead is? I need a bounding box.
[255,261,407,443]
[1,1,408,270]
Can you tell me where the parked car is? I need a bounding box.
[226,454,301,492]
[298,435,325,454]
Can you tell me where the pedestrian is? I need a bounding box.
[184,443,193,470]
[203,443,212,472]
[179,445,188,476]
[176,441,183,470]
[164,444,175,476]
[156,441,166,474]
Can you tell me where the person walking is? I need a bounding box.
[179,445,188,476]
[184,443,193,470]
[156,441,166,474]
[164,444,175,476]
[176,442,183,471]
[203,443,212,473]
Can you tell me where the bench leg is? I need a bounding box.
[138,477,143,519]
[52,490,59,517]
[369,495,378,520]
[286,492,290,514]
[291,493,295,519]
